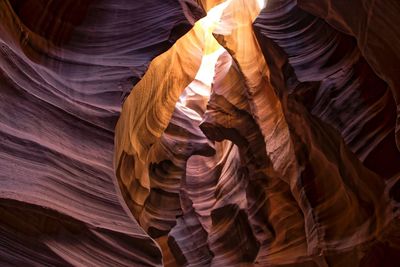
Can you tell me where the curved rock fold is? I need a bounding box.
[1,0,400,266]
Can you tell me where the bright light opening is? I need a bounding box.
[178,1,229,112]
[194,47,225,88]
[193,1,229,88]
[256,0,267,9]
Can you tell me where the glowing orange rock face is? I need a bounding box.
[0,0,397,265]
[114,8,222,218]
[115,0,400,266]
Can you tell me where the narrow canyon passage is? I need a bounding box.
[0,0,399,266]
[115,0,400,266]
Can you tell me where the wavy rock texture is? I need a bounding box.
[0,0,204,266]
[255,0,400,179]
[252,0,400,265]
[296,0,400,152]
[115,0,400,266]
[114,22,210,220]
[2,0,400,266]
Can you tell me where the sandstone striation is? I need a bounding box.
[1,0,399,266]
[0,0,204,265]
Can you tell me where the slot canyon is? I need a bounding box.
[0,0,400,266]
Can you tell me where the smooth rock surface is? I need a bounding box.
[0,0,204,265]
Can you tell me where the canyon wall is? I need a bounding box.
[0,1,203,265]
[0,0,399,266]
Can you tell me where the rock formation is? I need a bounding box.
[0,0,204,265]
[1,0,399,266]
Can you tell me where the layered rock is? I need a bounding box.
[1,0,399,265]
[0,0,204,265]
[296,0,400,152]
[254,0,400,179]
[115,0,399,266]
